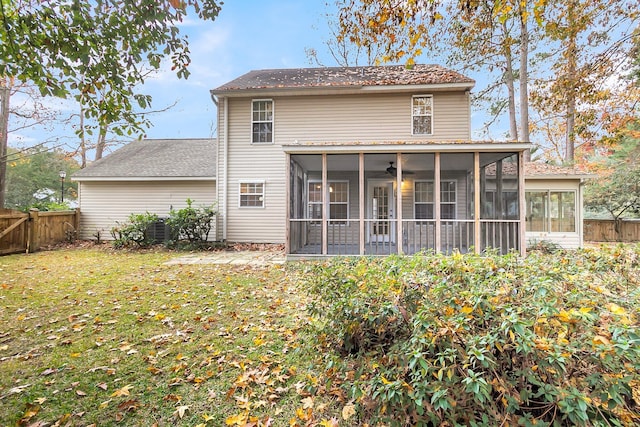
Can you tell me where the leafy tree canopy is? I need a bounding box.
[0,0,222,137]
[5,147,80,211]
[585,124,640,220]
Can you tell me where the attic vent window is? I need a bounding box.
[252,99,273,143]
[412,95,433,135]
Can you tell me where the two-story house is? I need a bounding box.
[74,64,591,254]
[210,65,531,258]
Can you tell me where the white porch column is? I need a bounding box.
[359,153,365,255]
[474,152,481,254]
[322,153,328,255]
[434,152,441,253]
[396,152,403,255]
[518,151,527,256]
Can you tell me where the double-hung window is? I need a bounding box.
[412,95,433,135]
[239,181,265,208]
[414,180,456,219]
[252,100,273,143]
[308,181,349,223]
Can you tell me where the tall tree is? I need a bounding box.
[336,0,540,145]
[532,0,640,163]
[0,0,222,206]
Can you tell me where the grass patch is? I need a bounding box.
[0,247,339,426]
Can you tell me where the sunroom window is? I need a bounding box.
[526,191,575,232]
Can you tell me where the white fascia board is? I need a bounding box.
[282,142,531,154]
[71,176,216,182]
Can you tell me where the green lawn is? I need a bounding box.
[0,247,341,426]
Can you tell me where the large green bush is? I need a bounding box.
[166,199,217,247]
[110,212,159,248]
[300,245,640,426]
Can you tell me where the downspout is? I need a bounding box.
[222,97,228,241]
[210,93,228,242]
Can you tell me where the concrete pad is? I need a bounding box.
[165,250,286,266]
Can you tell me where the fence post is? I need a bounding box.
[27,209,40,253]
[74,208,81,237]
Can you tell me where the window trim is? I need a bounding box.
[411,94,434,136]
[525,189,577,233]
[414,179,457,219]
[251,99,274,144]
[238,180,265,208]
[307,180,350,224]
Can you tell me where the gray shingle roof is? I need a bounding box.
[72,138,216,179]
[212,64,475,93]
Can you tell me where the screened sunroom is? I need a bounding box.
[285,143,528,257]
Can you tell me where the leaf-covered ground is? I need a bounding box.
[0,246,344,426]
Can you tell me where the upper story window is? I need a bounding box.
[252,100,273,143]
[412,95,433,135]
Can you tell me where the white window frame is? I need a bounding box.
[413,180,456,219]
[526,190,576,233]
[307,180,350,224]
[251,99,274,144]
[414,180,435,220]
[238,180,265,208]
[411,95,434,136]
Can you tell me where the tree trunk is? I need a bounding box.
[565,0,577,163]
[0,81,10,208]
[94,124,108,161]
[503,22,519,142]
[519,2,531,161]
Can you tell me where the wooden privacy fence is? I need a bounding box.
[0,209,79,255]
[584,219,640,243]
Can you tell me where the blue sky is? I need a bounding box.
[139,1,339,140]
[10,1,497,155]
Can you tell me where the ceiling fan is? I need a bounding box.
[386,162,414,176]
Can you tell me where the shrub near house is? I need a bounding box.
[300,245,640,426]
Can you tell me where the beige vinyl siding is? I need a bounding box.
[225,98,286,242]
[77,181,216,241]
[222,91,470,243]
[524,178,583,249]
[271,92,470,142]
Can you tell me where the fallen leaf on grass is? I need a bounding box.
[118,399,141,412]
[19,403,39,424]
[173,405,189,419]
[225,411,248,426]
[319,419,339,427]
[110,384,133,397]
[342,403,356,420]
[76,389,87,397]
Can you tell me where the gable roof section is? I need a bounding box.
[212,64,475,95]
[72,138,216,181]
